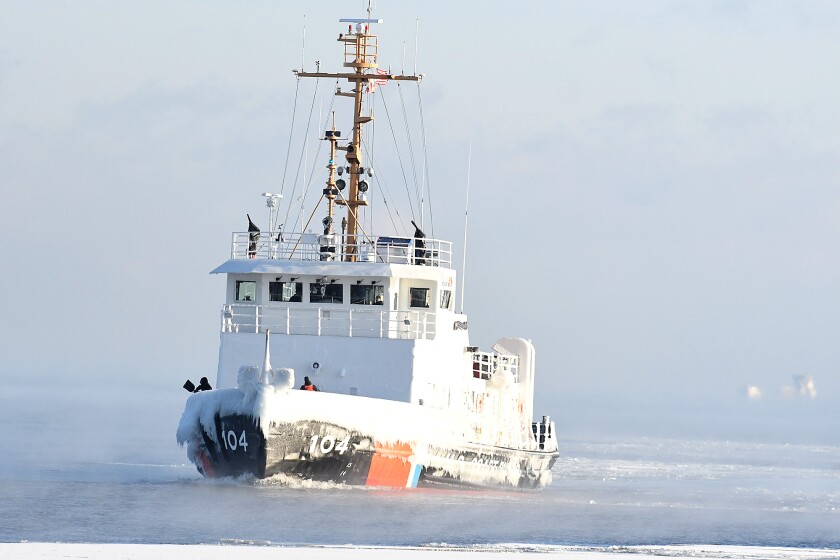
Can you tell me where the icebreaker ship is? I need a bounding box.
[177,10,559,489]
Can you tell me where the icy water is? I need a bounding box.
[1,383,838,549]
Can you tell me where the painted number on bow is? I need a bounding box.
[309,434,351,455]
[221,430,248,452]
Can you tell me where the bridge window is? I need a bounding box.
[440,289,452,310]
[269,281,303,303]
[310,282,343,304]
[351,284,385,305]
[409,287,430,308]
[235,280,256,302]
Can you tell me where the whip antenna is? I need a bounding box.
[301,15,306,71]
[460,141,472,313]
[414,19,419,76]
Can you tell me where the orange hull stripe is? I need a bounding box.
[365,441,414,487]
[366,454,412,487]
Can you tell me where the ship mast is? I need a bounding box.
[324,111,339,241]
[295,14,421,262]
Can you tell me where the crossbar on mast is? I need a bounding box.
[293,21,420,262]
[294,71,422,82]
[339,18,383,24]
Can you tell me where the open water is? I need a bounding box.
[1,382,838,549]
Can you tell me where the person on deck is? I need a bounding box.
[194,377,213,392]
[300,376,319,391]
[410,220,426,265]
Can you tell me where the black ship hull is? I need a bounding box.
[192,413,557,489]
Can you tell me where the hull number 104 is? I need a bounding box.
[221,430,249,452]
[309,434,350,455]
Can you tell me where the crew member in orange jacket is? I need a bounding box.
[300,376,319,391]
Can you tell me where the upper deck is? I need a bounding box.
[215,230,459,343]
[230,231,453,268]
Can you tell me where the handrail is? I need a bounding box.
[221,303,437,340]
[230,231,453,268]
[471,351,520,384]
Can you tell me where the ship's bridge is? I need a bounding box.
[213,230,457,342]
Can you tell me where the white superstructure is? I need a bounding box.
[212,230,538,449]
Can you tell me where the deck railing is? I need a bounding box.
[222,303,436,340]
[230,231,453,268]
[471,351,520,384]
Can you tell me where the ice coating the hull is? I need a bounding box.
[178,385,557,489]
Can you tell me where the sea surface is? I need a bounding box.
[1,382,838,549]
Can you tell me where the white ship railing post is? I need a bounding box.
[379,309,384,338]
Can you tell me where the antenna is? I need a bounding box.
[414,19,419,76]
[415,19,423,229]
[301,15,306,71]
[460,141,472,313]
[262,192,283,232]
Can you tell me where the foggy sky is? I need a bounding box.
[1,1,838,442]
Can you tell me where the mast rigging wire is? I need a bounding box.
[416,82,434,237]
[361,136,405,234]
[278,78,301,199]
[287,194,325,260]
[365,89,376,236]
[288,90,336,233]
[378,88,417,222]
[282,78,321,231]
[280,14,307,199]
[396,83,422,221]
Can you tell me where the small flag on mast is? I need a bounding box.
[367,68,389,93]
